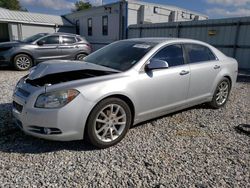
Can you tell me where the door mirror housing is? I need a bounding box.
[146,59,169,71]
[37,40,45,46]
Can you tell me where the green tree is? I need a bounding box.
[0,0,23,11]
[73,1,92,12]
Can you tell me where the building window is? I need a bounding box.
[88,18,92,36]
[102,16,108,36]
[76,20,80,35]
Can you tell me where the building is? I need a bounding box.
[65,0,208,50]
[0,7,75,42]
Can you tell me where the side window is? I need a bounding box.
[102,16,108,36]
[40,36,59,45]
[152,44,185,67]
[76,37,82,42]
[62,36,76,44]
[88,18,92,36]
[185,44,216,63]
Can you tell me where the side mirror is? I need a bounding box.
[37,40,45,46]
[146,59,169,71]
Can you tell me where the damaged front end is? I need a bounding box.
[26,69,117,87]
[25,60,120,87]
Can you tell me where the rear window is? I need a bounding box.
[185,44,216,63]
[62,36,76,44]
[76,37,83,42]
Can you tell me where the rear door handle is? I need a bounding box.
[214,65,220,69]
[179,70,190,75]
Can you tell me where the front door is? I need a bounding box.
[34,35,61,62]
[135,44,190,120]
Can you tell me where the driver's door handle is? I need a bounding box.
[214,65,220,69]
[179,70,190,75]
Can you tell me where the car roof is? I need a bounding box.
[125,37,206,45]
[49,32,80,37]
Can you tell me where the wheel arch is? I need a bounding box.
[12,52,34,64]
[75,51,89,59]
[84,94,136,136]
[223,75,232,88]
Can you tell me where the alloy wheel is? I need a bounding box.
[215,81,229,105]
[16,56,31,70]
[94,104,127,142]
[77,54,86,60]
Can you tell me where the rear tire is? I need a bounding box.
[13,54,33,71]
[76,53,87,61]
[86,98,132,149]
[208,77,231,109]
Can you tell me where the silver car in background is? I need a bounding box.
[12,38,238,148]
[0,33,91,71]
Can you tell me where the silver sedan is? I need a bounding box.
[12,38,238,148]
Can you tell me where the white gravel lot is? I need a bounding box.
[0,69,249,187]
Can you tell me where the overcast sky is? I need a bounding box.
[19,0,250,18]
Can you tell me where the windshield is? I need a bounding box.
[22,33,48,43]
[84,41,156,71]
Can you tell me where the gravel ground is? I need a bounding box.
[0,69,249,187]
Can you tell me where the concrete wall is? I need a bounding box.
[128,17,250,70]
[7,23,75,41]
[21,24,56,40]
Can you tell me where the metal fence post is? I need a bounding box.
[233,21,241,58]
[139,26,142,38]
[176,24,180,38]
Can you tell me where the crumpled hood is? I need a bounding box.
[28,60,120,80]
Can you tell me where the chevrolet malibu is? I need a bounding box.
[12,38,238,148]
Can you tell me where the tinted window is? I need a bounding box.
[40,36,59,44]
[62,36,76,44]
[185,44,216,63]
[84,41,156,71]
[152,45,184,67]
[102,16,108,36]
[88,18,92,36]
[76,20,80,35]
[76,37,82,42]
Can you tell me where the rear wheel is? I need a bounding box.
[76,53,87,61]
[13,54,33,71]
[86,98,132,148]
[209,78,231,109]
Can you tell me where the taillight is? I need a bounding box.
[86,43,92,51]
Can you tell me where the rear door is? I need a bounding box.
[184,43,221,100]
[59,35,78,60]
[34,35,61,61]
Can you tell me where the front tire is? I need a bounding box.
[209,77,231,109]
[13,54,33,71]
[86,98,132,149]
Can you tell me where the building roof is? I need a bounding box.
[127,0,208,18]
[66,0,207,19]
[0,8,74,26]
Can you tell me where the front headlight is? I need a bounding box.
[35,89,79,109]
